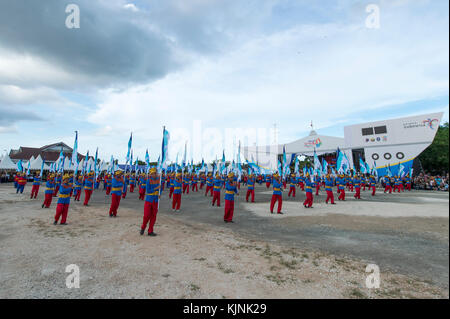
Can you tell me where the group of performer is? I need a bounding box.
[11,169,413,236]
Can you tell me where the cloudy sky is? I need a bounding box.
[0,0,448,162]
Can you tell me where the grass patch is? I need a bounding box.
[217,262,235,274]
[349,288,367,299]
[189,284,200,292]
[279,258,297,270]
[265,273,296,285]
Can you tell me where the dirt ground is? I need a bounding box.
[0,184,448,299]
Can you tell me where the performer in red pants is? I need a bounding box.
[172,173,182,211]
[169,172,175,198]
[54,175,72,225]
[205,173,214,196]
[129,173,136,193]
[245,173,256,202]
[303,175,314,208]
[354,175,361,199]
[42,174,55,208]
[224,173,238,223]
[270,173,283,214]
[384,176,392,193]
[288,173,297,197]
[140,168,161,236]
[73,175,82,201]
[325,175,335,204]
[109,171,124,217]
[30,172,41,199]
[83,172,94,206]
[212,173,222,207]
[191,173,198,192]
[337,175,346,201]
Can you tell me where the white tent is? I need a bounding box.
[86,158,95,172]
[0,155,17,170]
[77,159,84,171]
[63,156,73,171]
[99,160,106,172]
[29,154,45,170]
[278,130,345,156]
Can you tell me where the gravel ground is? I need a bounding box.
[0,183,448,299]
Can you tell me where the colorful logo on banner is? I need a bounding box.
[304,138,322,148]
[423,118,439,130]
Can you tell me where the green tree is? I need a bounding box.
[419,122,449,174]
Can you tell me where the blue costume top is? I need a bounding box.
[173,179,182,194]
[111,177,123,196]
[145,177,159,203]
[33,177,41,186]
[84,177,94,190]
[272,180,282,195]
[305,179,314,193]
[224,181,238,201]
[57,184,72,204]
[213,178,223,192]
[325,179,333,191]
[247,177,255,190]
[45,180,54,194]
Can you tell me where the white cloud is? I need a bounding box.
[123,3,139,12]
[88,6,448,160]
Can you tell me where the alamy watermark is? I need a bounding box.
[65,4,80,29]
[365,264,380,288]
[365,4,380,29]
[66,264,80,288]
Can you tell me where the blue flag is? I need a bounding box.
[161,127,170,169]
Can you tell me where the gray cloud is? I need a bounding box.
[0,0,179,88]
[0,106,44,126]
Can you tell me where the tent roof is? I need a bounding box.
[0,154,18,170]
[29,154,44,170]
[279,130,345,156]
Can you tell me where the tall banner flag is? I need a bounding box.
[277,159,282,176]
[83,151,89,174]
[145,149,150,173]
[182,142,187,172]
[372,161,378,177]
[282,145,289,178]
[40,157,45,177]
[26,160,31,175]
[109,155,114,174]
[17,159,23,172]
[161,127,170,170]
[56,148,64,172]
[72,131,78,174]
[94,148,98,176]
[398,162,406,177]
[359,157,366,174]
[313,149,322,175]
[126,133,132,164]
[322,158,328,175]
[220,150,226,174]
